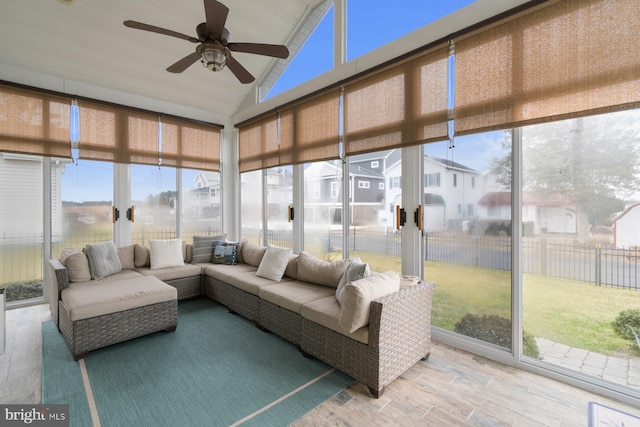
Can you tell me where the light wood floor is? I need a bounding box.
[2,302,639,426]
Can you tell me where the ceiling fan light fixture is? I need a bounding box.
[198,44,228,72]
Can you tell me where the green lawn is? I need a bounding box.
[354,251,639,357]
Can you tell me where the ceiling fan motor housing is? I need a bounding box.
[196,42,229,71]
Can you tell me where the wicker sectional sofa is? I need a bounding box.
[49,239,435,398]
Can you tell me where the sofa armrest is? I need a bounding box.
[49,259,69,301]
[368,280,435,350]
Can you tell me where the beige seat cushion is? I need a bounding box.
[259,281,336,314]
[61,275,177,321]
[301,296,369,344]
[203,263,257,283]
[136,264,202,281]
[219,270,292,296]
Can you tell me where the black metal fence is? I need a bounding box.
[255,227,639,289]
[315,229,639,290]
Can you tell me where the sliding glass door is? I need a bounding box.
[521,110,640,391]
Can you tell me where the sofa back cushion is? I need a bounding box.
[84,240,122,280]
[241,241,267,267]
[60,248,92,283]
[134,244,150,268]
[117,245,135,270]
[296,251,350,288]
[284,254,299,279]
[338,270,400,333]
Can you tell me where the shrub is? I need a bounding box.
[454,314,540,359]
[612,309,640,341]
[4,281,43,302]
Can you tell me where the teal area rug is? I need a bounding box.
[42,298,353,426]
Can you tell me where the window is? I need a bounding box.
[371,160,379,168]
[331,181,339,199]
[313,183,321,199]
[389,176,401,189]
[467,204,474,216]
[358,180,370,189]
[453,173,458,187]
[425,172,441,187]
[457,204,462,215]
[379,182,385,190]
[471,177,475,188]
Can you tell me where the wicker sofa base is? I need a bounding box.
[204,273,435,398]
[259,299,303,345]
[203,275,259,322]
[166,275,202,300]
[58,299,178,360]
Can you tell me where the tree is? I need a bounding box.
[491,111,640,230]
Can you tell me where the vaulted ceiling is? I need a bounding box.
[0,0,322,121]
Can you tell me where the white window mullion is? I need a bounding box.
[113,163,131,246]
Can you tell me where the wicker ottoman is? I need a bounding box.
[58,275,178,360]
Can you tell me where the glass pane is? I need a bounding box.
[54,159,113,258]
[0,154,45,302]
[424,133,513,350]
[266,166,293,248]
[522,110,640,392]
[241,170,263,244]
[346,0,474,61]
[303,160,343,259]
[182,169,223,242]
[131,165,176,244]
[348,151,398,273]
[265,7,333,99]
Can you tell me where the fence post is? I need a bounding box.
[595,244,601,286]
[541,238,547,276]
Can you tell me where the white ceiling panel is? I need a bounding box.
[0,0,317,119]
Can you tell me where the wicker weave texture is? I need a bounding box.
[58,300,178,360]
[204,276,259,322]
[301,280,435,396]
[166,275,202,300]
[259,300,302,345]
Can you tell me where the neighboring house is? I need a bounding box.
[0,154,66,242]
[186,172,221,219]
[383,150,483,231]
[477,192,578,235]
[613,202,640,248]
[304,160,385,226]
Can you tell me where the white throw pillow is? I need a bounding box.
[255,245,292,282]
[149,239,185,270]
[338,270,400,333]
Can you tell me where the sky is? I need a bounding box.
[62,0,481,202]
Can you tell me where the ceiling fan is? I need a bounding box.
[123,0,290,84]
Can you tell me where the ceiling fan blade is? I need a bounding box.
[226,56,255,84]
[124,20,199,43]
[203,0,229,39]
[166,52,201,73]
[227,43,289,59]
